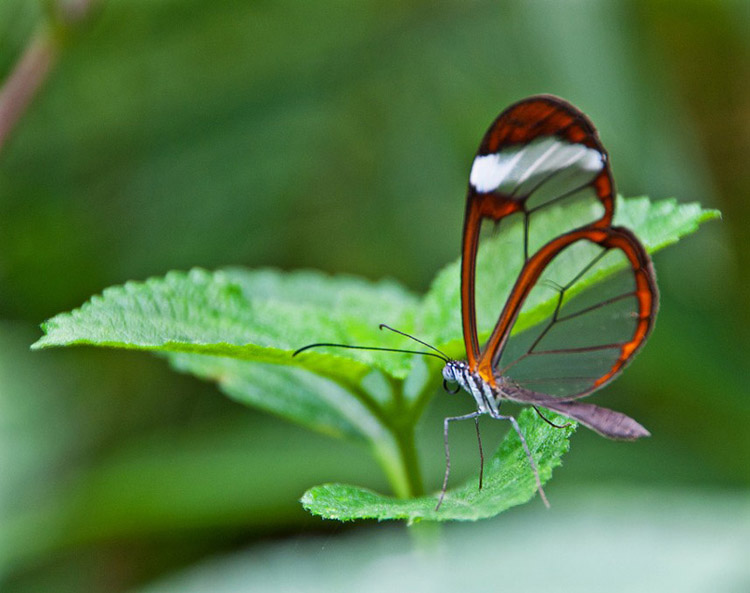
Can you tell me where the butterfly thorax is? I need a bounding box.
[442,360,502,416]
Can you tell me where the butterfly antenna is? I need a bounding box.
[292,341,448,362]
[378,324,451,360]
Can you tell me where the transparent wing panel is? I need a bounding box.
[525,185,605,257]
[473,214,525,340]
[496,242,640,399]
[472,194,611,341]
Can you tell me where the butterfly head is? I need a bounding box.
[442,359,469,395]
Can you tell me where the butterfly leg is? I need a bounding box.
[436,411,483,511]
[491,412,550,508]
[474,416,484,490]
[532,405,572,429]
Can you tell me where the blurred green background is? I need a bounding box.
[1,1,748,591]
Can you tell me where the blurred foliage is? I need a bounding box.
[0,0,748,591]
[131,489,750,593]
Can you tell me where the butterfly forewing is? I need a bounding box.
[462,95,657,398]
[462,96,616,368]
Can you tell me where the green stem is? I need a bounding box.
[347,373,425,500]
[371,421,424,499]
[393,423,424,497]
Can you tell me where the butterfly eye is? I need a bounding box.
[442,377,461,395]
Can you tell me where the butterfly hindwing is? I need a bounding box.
[493,226,657,400]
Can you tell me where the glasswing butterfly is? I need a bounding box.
[295,95,658,510]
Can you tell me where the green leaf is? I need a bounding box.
[32,268,423,483]
[33,267,420,382]
[301,409,575,522]
[612,196,721,251]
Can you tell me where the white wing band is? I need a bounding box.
[470,137,604,194]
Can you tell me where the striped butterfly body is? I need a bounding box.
[296,95,658,511]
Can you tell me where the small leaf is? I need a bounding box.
[301,409,575,522]
[612,196,720,252]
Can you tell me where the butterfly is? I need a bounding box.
[295,95,658,510]
[434,94,658,508]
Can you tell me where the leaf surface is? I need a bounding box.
[302,409,575,521]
